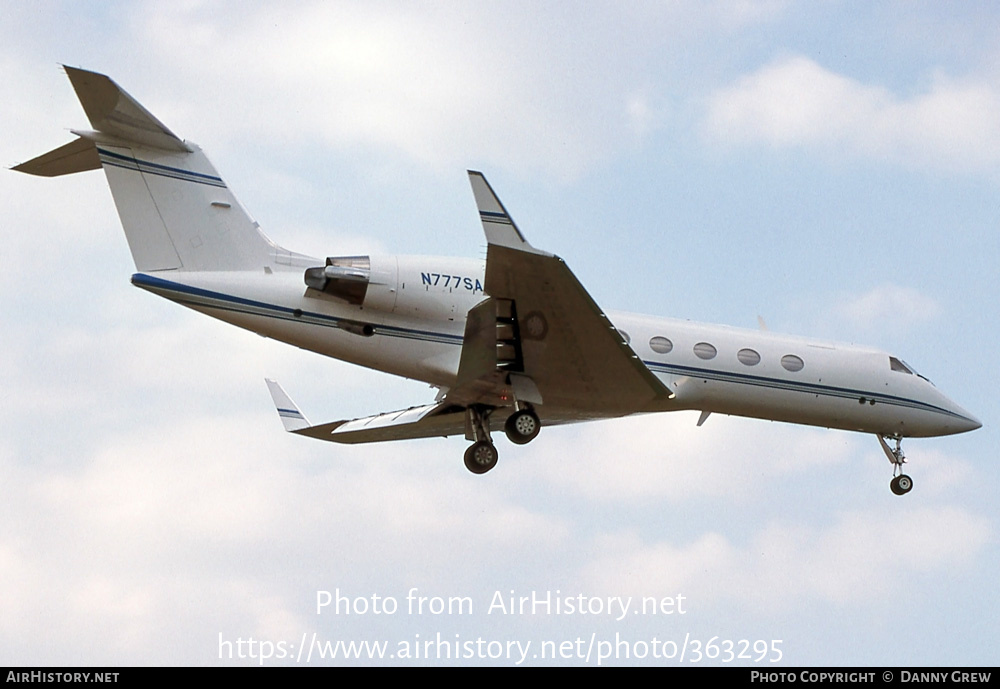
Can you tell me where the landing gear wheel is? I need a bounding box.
[464,441,499,474]
[879,435,913,495]
[504,409,541,445]
[890,474,913,496]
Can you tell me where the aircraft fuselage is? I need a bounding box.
[132,257,980,441]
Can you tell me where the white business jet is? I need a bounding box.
[15,67,981,494]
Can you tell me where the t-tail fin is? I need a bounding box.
[13,66,278,272]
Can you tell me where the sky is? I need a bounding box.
[1,0,997,667]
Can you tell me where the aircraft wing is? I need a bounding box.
[468,171,671,412]
[265,379,470,444]
[264,173,670,447]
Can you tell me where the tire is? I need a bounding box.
[890,474,913,495]
[464,441,498,474]
[504,410,541,445]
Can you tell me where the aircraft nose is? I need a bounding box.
[946,404,982,435]
[924,389,982,436]
[958,413,983,433]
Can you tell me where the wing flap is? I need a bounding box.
[327,404,468,444]
[439,296,509,407]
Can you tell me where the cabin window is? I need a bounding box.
[618,329,631,344]
[781,354,804,372]
[737,348,761,366]
[694,342,717,360]
[649,336,673,354]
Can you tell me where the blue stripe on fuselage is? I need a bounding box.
[130,273,462,346]
[130,273,969,424]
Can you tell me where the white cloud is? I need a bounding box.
[0,412,574,663]
[119,2,644,179]
[578,506,991,607]
[705,56,1000,174]
[107,0,790,181]
[1,1,792,186]
[522,413,855,502]
[833,283,942,332]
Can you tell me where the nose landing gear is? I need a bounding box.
[890,474,913,496]
[878,434,913,496]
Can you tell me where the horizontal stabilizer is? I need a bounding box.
[16,66,281,272]
[63,65,189,151]
[12,137,99,177]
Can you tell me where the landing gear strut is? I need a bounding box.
[464,406,498,474]
[878,434,913,496]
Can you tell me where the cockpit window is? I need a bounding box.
[890,356,934,384]
[889,357,913,374]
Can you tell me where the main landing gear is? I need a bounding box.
[877,434,913,496]
[463,406,541,474]
[464,440,499,474]
[504,408,541,445]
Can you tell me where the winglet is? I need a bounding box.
[265,379,312,432]
[467,171,548,255]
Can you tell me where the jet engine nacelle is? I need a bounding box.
[304,255,394,309]
[305,254,486,321]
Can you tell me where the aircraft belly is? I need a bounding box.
[681,376,934,436]
[133,271,463,387]
[195,303,460,385]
